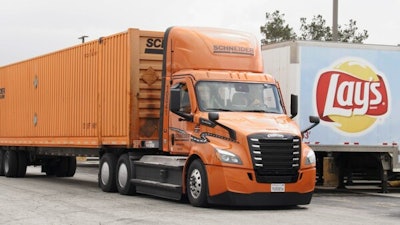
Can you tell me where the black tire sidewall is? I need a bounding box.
[66,157,77,177]
[4,150,18,177]
[186,159,208,207]
[99,153,118,192]
[0,150,4,176]
[116,154,136,195]
[16,151,27,177]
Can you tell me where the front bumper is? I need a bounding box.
[208,191,313,206]
[205,164,316,206]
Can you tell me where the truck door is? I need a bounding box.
[168,77,196,155]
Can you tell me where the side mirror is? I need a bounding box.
[301,116,320,137]
[290,94,298,119]
[309,115,320,124]
[208,112,219,121]
[170,88,181,112]
[170,88,193,122]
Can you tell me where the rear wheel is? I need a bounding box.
[55,157,76,177]
[0,150,5,176]
[66,157,77,177]
[186,159,209,207]
[99,153,118,192]
[16,151,27,177]
[44,161,56,176]
[4,150,18,177]
[116,154,136,195]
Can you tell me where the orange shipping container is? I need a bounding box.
[0,29,164,149]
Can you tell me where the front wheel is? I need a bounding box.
[186,159,209,207]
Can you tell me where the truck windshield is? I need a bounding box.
[196,81,284,113]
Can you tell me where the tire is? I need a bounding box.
[4,150,18,177]
[99,153,118,192]
[66,157,77,177]
[0,150,4,176]
[43,158,57,176]
[55,157,69,177]
[55,157,76,177]
[116,154,136,195]
[186,159,209,207]
[16,151,27,177]
[45,164,56,176]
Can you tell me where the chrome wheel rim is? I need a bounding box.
[101,162,110,185]
[118,163,128,188]
[4,153,9,174]
[189,169,202,199]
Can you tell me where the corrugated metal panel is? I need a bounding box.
[99,32,129,141]
[136,30,164,141]
[0,28,164,148]
[0,41,100,146]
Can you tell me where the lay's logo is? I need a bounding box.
[315,58,390,134]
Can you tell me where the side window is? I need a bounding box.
[179,83,191,113]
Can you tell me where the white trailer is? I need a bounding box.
[262,41,400,192]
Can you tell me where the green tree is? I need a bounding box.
[299,15,332,41]
[260,10,296,45]
[338,19,369,43]
[260,11,369,44]
[299,15,369,43]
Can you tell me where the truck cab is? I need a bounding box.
[157,27,319,206]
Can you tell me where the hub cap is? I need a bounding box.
[101,162,110,185]
[118,163,128,188]
[189,169,202,199]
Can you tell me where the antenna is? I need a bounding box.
[78,35,89,43]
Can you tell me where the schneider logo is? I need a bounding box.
[213,45,254,56]
[145,38,163,55]
[315,58,389,134]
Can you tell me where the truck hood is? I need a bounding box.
[215,113,301,137]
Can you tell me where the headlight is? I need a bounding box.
[215,148,242,165]
[305,150,316,165]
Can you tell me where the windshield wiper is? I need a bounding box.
[240,109,268,113]
[239,109,282,113]
[207,108,233,112]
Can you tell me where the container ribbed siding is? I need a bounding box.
[0,29,164,149]
[135,31,164,144]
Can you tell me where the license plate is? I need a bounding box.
[271,183,285,192]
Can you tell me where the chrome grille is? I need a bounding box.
[248,133,301,183]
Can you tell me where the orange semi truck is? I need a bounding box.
[0,27,319,207]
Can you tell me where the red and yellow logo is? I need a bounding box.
[315,58,389,133]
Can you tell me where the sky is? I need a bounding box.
[1,0,399,65]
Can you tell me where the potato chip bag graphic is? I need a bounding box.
[315,59,389,133]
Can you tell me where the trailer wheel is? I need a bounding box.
[16,151,27,177]
[116,154,136,195]
[99,153,117,192]
[66,157,77,177]
[0,150,4,176]
[186,159,209,207]
[43,159,57,176]
[56,157,76,177]
[4,150,18,177]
